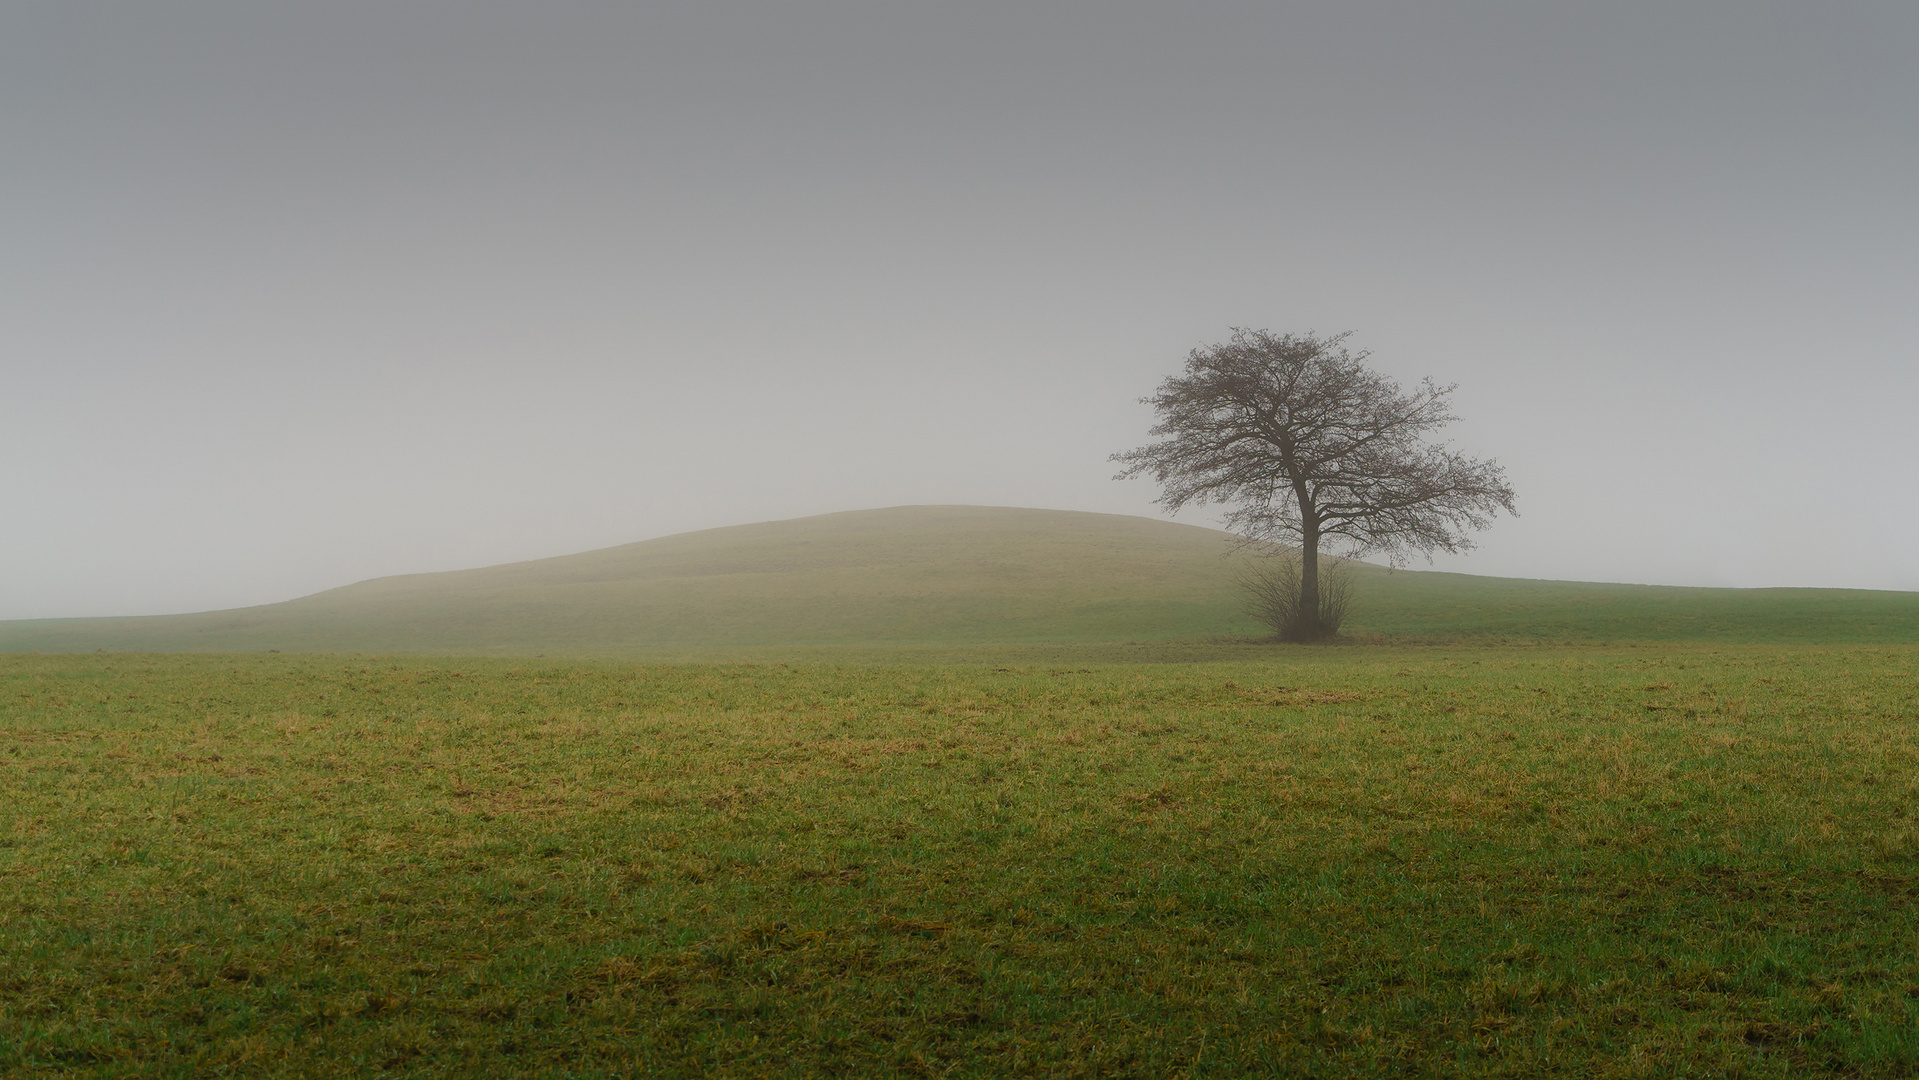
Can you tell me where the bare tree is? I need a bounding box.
[1114,329,1516,641]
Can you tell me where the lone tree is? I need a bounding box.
[1114,329,1517,641]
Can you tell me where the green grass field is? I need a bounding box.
[4,507,1916,654]
[6,507,1916,1074]
[7,645,1919,1077]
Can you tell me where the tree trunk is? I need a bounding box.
[1298,521,1324,640]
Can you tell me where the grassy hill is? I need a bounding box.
[1,505,1914,653]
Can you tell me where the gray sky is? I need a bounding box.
[5,1,1916,619]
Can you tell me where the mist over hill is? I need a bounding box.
[2,506,1913,655]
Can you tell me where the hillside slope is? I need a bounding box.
[2,505,1914,653]
[0,507,1264,653]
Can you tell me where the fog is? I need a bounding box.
[5,2,1915,619]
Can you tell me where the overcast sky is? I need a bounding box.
[4,2,1915,619]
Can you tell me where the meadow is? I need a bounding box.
[6,644,1919,1077]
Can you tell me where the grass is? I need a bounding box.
[3,506,1916,654]
[6,644,1919,1076]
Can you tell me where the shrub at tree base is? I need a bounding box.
[1235,550,1352,641]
